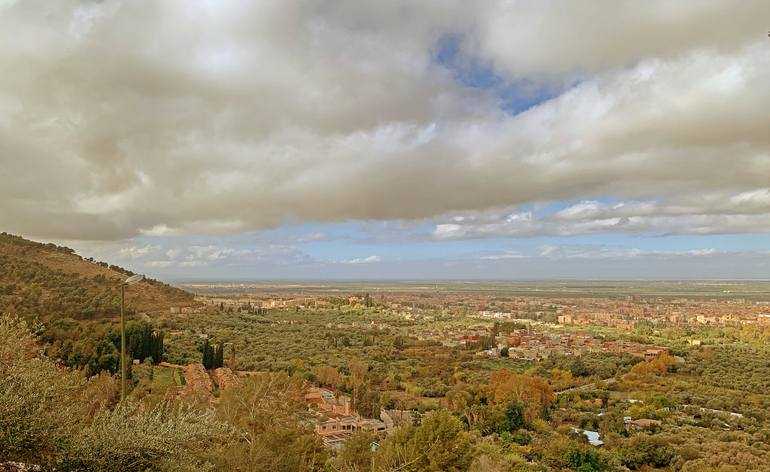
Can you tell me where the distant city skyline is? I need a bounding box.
[2,1,769,279]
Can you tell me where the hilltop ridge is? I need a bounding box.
[0,232,196,321]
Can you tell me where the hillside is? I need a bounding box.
[0,232,196,321]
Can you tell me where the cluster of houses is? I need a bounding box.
[600,340,670,361]
[187,288,770,331]
[500,329,600,359]
[168,306,202,315]
[552,298,770,328]
[473,295,770,329]
[413,323,672,362]
[196,296,310,310]
[416,326,491,348]
[302,387,419,448]
[195,294,382,312]
[557,313,635,330]
[500,330,670,361]
[303,387,388,448]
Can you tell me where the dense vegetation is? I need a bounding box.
[0,232,194,321]
[6,298,770,471]
[5,233,770,470]
[0,232,193,374]
[0,316,227,471]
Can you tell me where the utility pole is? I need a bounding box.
[120,274,144,402]
[120,283,126,401]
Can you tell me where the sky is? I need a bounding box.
[2,1,770,280]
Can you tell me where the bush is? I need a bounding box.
[0,315,228,471]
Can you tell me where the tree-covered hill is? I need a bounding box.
[0,232,196,321]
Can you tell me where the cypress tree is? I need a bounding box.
[158,331,164,363]
[202,338,211,369]
[142,324,151,361]
[150,331,164,364]
[216,342,224,368]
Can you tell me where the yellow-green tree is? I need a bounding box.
[214,373,327,471]
[484,370,554,425]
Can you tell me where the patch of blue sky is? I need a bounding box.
[252,218,770,261]
[639,234,770,252]
[301,232,511,261]
[432,33,565,115]
[258,222,354,241]
[130,217,770,273]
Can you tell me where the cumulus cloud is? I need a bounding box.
[471,1,770,77]
[118,244,160,259]
[479,250,526,260]
[1,1,769,242]
[432,188,770,239]
[72,239,313,274]
[341,255,382,265]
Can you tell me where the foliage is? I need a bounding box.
[628,353,676,377]
[0,232,192,376]
[0,316,84,461]
[485,370,554,424]
[202,338,225,369]
[0,314,227,471]
[564,447,606,472]
[0,232,192,323]
[538,352,641,381]
[62,403,228,471]
[7,236,770,472]
[332,430,377,471]
[213,373,328,471]
[374,410,476,472]
[124,321,165,365]
[614,434,674,470]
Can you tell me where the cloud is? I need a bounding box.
[58,234,770,280]
[186,245,243,262]
[432,189,770,239]
[145,260,174,268]
[0,1,769,242]
[479,250,526,260]
[471,1,770,78]
[293,232,327,243]
[118,244,160,259]
[535,245,718,260]
[68,238,313,275]
[341,255,382,264]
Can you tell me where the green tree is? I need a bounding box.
[0,315,227,471]
[375,410,475,472]
[616,435,675,469]
[202,338,212,368]
[349,360,369,412]
[334,431,376,471]
[564,447,606,472]
[570,358,590,377]
[63,403,228,471]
